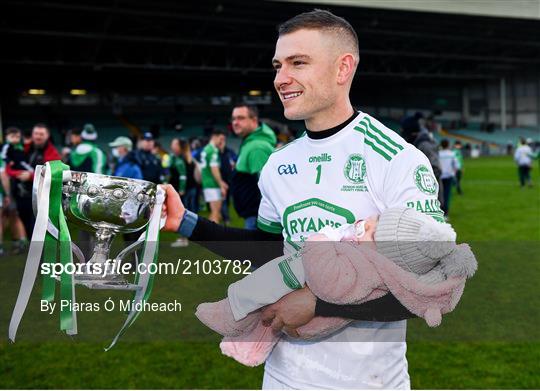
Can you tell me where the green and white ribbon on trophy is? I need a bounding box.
[9,160,166,350]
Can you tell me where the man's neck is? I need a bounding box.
[305,102,355,132]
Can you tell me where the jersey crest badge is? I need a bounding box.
[343,154,366,184]
[414,164,438,195]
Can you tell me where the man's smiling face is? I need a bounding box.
[273,29,339,122]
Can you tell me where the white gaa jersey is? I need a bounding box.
[256,111,443,389]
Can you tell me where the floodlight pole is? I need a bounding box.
[500,78,507,131]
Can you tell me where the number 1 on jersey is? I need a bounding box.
[315,164,322,184]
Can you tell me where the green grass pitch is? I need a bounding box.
[1,155,539,389]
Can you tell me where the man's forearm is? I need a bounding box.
[315,294,416,322]
[177,210,283,267]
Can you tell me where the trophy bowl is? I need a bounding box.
[33,165,157,288]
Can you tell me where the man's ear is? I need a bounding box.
[336,53,357,85]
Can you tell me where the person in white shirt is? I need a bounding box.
[514,138,533,187]
[162,9,445,389]
[438,139,458,216]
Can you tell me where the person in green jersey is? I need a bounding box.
[200,129,228,223]
[68,124,107,174]
[453,140,464,195]
[230,104,277,229]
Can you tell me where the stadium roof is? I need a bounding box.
[1,0,539,94]
[285,0,540,20]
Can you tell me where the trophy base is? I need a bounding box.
[77,280,142,291]
[74,272,140,291]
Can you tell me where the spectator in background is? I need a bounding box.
[200,130,228,223]
[169,138,187,197]
[439,139,458,217]
[230,104,277,229]
[179,139,200,213]
[0,153,8,255]
[64,124,106,258]
[0,128,29,254]
[109,136,143,179]
[453,140,464,195]
[153,140,171,178]
[514,137,534,188]
[169,138,189,248]
[219,134,237,226]
[109,136,144,250]
[22,128,32,149]
[11,123,61,237]
[401,112,444,207]
[133,132,164,184]
[68,124,107,174]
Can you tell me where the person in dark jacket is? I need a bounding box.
[230,105,276,229]
[109,137,143,179]
[0,127,30,253]
[219,137,237,226]
[11,123,61,237]
[401,112,444,207]
[133,132,163,184]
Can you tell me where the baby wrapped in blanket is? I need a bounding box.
[196,207,477,366]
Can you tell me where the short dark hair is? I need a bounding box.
[278,9,359,58]
[33,123,50,133]
[441,139,450,149]
[6,126,22,136]
[211,129,226,137]
[233,104,259,119]
[70,127,82,136]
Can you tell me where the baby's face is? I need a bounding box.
[355,215,379,242]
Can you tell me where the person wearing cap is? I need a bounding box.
[133,132,163,184]
[109,136,143,180]
[68,123,107,174]
[514,137,534,188]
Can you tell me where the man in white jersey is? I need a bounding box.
[163,9,443,389]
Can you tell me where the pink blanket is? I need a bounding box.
[197,241,476,367]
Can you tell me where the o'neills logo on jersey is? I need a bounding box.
[278,164,298,175]
[308,153,332,163]
[341,153,368,192]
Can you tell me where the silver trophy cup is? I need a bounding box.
[33,165,157,289]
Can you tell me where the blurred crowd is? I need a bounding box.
[400,112,539,219]
[0,108,537,255]
[0,104,277,253]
